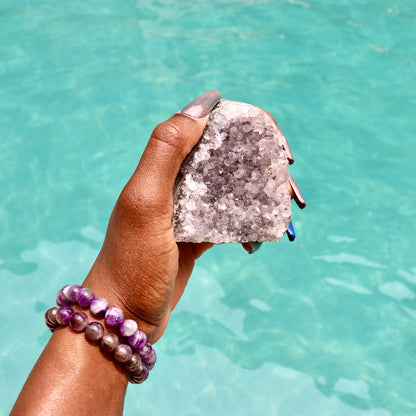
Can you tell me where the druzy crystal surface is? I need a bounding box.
[173,100,292,243]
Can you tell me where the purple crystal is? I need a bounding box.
[90,297,109,317]
[85,322,104,342]
[173,100,293,244]
[113,344,133,363]
[66,285,83,303]
[120,319,138,337]
[56,306,74,325]
[70,311,89,332]
[105,307,124,327]
[76,287,95,307]
[128,329,147,350]
[100,333,119,353]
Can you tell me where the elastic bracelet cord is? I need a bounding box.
[45,285,156,384]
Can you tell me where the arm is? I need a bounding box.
[10,90,221,416]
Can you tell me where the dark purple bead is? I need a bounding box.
[105,308,124,327]
[137,343,153,361]
[85,322,104,342]
[143,348,157,370]
[76,287,95,307]
[124,354,144,372]
[100,333,119,353]
[119,319,138,337]
[56,288,72,306]
[90,297,109,317]
[129,366,149,384]
[113,344,133,363]
[128,329,147,350]
[45,307,60,332]
[61,285,77,304]
[56,306,74,325]
[67,285,83,303]
[70,311,89,332]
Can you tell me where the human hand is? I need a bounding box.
[83,90,221,343]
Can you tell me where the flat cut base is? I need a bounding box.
[173,100,291,243]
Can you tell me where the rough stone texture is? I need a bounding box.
[173,100,291,243]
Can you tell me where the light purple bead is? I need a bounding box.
[113,344,133,363]
[90,297,109,317]
[105,308,124,327]
[66,285,83,303]
[70,311,89,332]
[128,329,147,350]
[100,333,119,353]
[76,287,95,307]
[56,306,74,325]
[120,319,138,337]
[85,322,104,342]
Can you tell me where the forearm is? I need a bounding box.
[10,326,128,416]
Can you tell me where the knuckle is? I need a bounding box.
[116,182,170,226]
[117,184,142,217]
[151,120,185,150]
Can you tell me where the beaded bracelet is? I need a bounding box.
[45,285,156,384]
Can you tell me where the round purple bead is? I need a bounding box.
[70,311,89,332]
[128,329,147,350]
[130,365,149,384]
[90,297,109,317]
[100,333,119,353]
[56,287,72,306]
[124,354,144,372]
[143,348,157,370]
[105,308,124,327]
[66,285,83,303]
[113,344,133,363]
[56,306,74,325]
[119,319,138,337]
[85,322,104,342]
[46,307,59,323]
[76,287,95,307]
[137,343,153,361]
[45,307,60,331]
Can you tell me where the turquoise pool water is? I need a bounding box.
[1,0,415,414]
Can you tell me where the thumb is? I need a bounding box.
[121,90,221,225]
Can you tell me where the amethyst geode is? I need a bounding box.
[173,100,292,244]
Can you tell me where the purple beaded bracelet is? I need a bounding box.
[46,284,157,384]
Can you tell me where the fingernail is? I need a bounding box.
[178,90,221,120]
[287,221,296,241]
[277,129,294,164]
[289,176,306,209]
[242,242,263,254]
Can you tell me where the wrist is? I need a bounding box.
[82,256,164,342]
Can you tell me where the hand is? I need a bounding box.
[83,90,221,343]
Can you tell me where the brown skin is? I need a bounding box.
[11,113,213,416]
